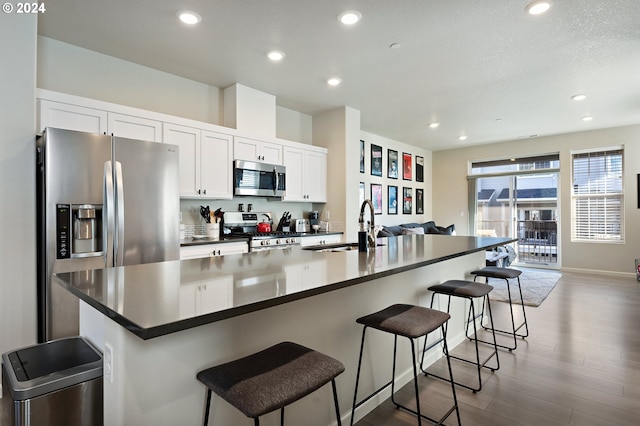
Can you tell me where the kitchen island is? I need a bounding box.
[55,234,513,425]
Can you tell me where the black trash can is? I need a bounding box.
[1,336,103,426]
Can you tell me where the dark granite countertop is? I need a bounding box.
[54,235,514,340]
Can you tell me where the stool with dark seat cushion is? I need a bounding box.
[423,280,499,393]
[197,341,345,425]
[350,304,460,426]
[470,266,529,351]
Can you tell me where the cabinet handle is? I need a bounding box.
[203,189,207,195]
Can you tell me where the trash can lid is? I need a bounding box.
[1,336,103,400]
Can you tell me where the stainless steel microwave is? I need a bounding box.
[233,160,286,197]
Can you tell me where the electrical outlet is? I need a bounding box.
[104,343,114,383]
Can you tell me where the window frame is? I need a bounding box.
[570,146,624,243]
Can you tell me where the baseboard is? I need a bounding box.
[559,267,635,279]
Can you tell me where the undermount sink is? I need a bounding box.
[302,242,385,252]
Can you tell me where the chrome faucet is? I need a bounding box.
[359,199,376,249]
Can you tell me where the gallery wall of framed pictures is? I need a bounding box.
[359,137,428,217]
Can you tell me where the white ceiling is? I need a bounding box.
[38,0,640,151]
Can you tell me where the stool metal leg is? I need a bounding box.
[331,379,342,426]
[203,389,212,426]
[352,324,460,425]
[425,292,499,392]
[474,275,529,350]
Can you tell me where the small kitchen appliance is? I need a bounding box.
[233,160,286,198]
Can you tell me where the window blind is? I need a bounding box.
[571,148,623,242]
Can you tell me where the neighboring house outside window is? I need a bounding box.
[571,147,624,242]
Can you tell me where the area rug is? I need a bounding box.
[486,267,562,307]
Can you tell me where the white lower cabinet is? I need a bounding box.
[179,276,233,317]
[299,234,342,247]
[164,123,234,199]
[283,260,327,293]
[180,241,249,260]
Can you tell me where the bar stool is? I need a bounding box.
[196,341,345,426]
[470,266,529,351]
[350,304,460,426]
[423,280,499,393]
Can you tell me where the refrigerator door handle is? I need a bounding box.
[103,161,115,267]
[114,160,125,266]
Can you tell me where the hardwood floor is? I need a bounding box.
[355,271,640,426]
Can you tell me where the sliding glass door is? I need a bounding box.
[471,155,559,267]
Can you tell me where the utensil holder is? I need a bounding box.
[206,223,220,240]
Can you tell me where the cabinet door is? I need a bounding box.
[282,147,305,201]
[198,277,234,314]
[164,123,201,198]
[38,100,107,134]
[108,113,162,142]
[260,140,282,164]
[234,137,282,164]
[304,150,327,202]
[234,137,261,162]
[200,131,233,199]
[299,234,342,246]
[217,241,249,255]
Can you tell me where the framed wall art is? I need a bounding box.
[403,153,412,180]
[416,188,424,214]
[360,140,365,173]
[371,144,383,177]
[416,156,424,182]
[388,185,398,215]
[403,187,412,214]
[359,182,365,206]
[371,183,383,214]
[387,149,398,179]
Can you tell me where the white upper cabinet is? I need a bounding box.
[283,146,327,202]
[200,130,233,199]
[39,99,162,142]
[107,112,162,142]
[38,99,107,134]
[164,123,233,199]
[234,136,282,164]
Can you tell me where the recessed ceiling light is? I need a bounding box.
[389,43,402,49]
[177,10,201,25]
[525,0,552,15]
[571,94,587,101]
[267,51,285,61]
[338,10,362,25]
[582,116,594,122]
[429,122,440,129]
[327,77,342,86]
[458,135,468,141]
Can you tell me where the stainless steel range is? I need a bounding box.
[223,212,301,251]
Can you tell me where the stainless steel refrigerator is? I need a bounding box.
[36,128,180,342]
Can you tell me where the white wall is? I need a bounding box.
[312,107,361,240]
[433,125,640,275]
[37,37,314,145]
[277,105,312,144]
[0,14,37,358]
